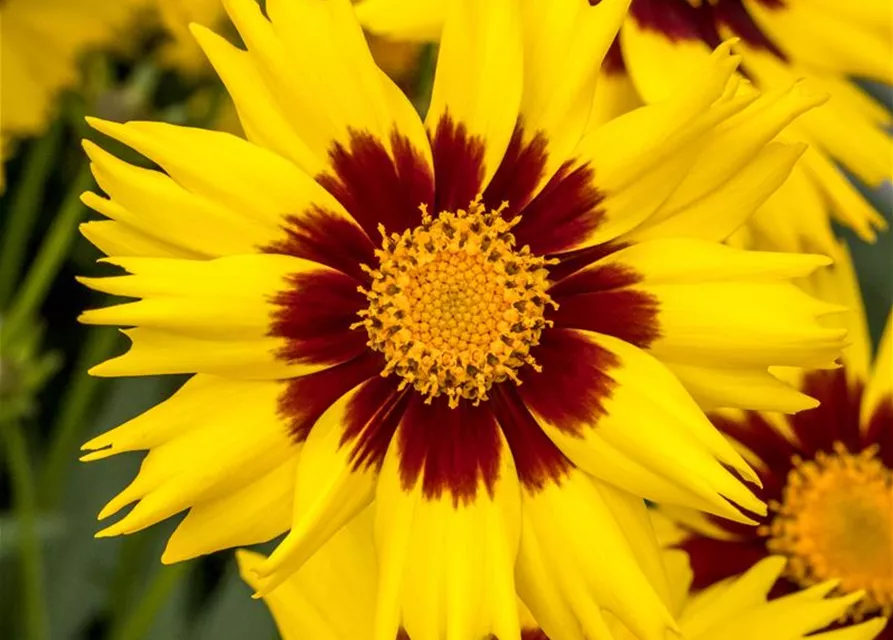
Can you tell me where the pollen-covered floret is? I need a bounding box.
[762,442,893,620]
[354,199,557,408]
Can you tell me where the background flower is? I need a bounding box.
[669,242,892,637]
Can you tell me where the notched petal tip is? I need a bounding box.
[85,116,122,136]
[760,554,789,577]
[160,541,191,566]
[79,448,117,463]
[790,393,821,413]
[802,579,843,599]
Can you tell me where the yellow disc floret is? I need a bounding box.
[764,442,893,620]
[354,199,556,408]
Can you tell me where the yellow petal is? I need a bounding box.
[518,0,630,183]
[79,220,193,260]
[664,361,818,414]
[190,23,322,175]
[803,240,873,383]
[799,143,887,243]
[650,81,825,222]
[82,140,285,258]
[237,508,378,640]
[630,142,807,244]
[162,455,297,564]
[740,160,837,255]
[355,0,446,42]
[249,379,384,595]
[86,117,359,240]
[87,327,315,379]
[862,309,893,429]
[535,330,764,523]
[220,0,430,172]
[372,428,521,640]
[588,69,642,131]
[573,41,753,248]
[78,254,310,339]
[743,0,892,83]
[426,0,523,188]
[78,254,355,378]
[620,11,714,102]
[91,377,292,539]
[515,470,677,640]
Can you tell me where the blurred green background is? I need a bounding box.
[1,11,891,640]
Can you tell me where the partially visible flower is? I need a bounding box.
[237,516,888,640]
[78,0,846,636]
[674,241,892,636]
[0,0,143,187]
[355,0,892,255]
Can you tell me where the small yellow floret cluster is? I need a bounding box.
[354,200,556,408]
[763,442,893,620]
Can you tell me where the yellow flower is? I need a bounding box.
[237,516,888,640]
[355,0,892,255]
[0,0,141,139]
[670,240,893,636]
[0,0,142,183]
[78,0,846,636]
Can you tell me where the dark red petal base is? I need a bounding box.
[622,0,786,58]
[269,268,369,367]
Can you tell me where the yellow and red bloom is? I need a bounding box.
[78,0,848,636]
[357,0,892,255]
[676,243,893,636]
[237,515,888,640]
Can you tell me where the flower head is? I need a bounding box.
[676,242,892,635]
[79,0,846,636]
[356,0,892,254]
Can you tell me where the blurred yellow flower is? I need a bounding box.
[0,0,143,191]
[0,0,141,141]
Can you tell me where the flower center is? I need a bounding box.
[763,442,893,620]
[355,200,555,408]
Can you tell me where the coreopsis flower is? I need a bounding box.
[356,0,892,254]
[78,0,847,635]
[674,243,892,636]
[0,0,142,187]
[237,515,888,640]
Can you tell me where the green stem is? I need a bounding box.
[39,326,120,507]
[0,121,63,309]
[2,165,93,344]
[109,564,189,640]
[412,43,439,119]
[2,421,48,640]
